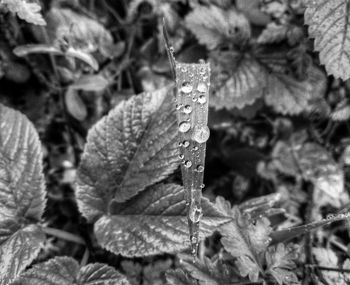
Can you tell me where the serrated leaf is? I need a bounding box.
[266,244,298,285]
[185,5,250,50]
[0,223,45,285]
[304,0,350,80]
[271,140,344,198]
[217,197,271,282]
[1,0,46,26]
[209,51,265,110]
[16,256,130,285]
[76,86,180,221]
[94,184,231,257]
[0,104,47,284]
[0,104,46,221]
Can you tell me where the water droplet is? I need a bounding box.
[179,154,184,159]
[199,67,206,75]
[179,121,191,133]
[198,95,206,104]
[192,146,199,151]
[196,165,204,172]
[181,67,187,73]
[183,105,192,114]
[200,183,205,188]
[192,125,210,143]
[183,140,190,148]
[191,236,198,244]
[189,206,202,222]
[176,103,183,110]
[197,82,207,93]
[181,82,193,93]
[192,97,197,102]
[184,160,192,168]
[178,142,183,147]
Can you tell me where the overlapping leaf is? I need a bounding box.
[0,104,46,284]
[304,0,350,80]
[15,256,130,285]
[0,0,46,26]
[76,86,179,221]
[95,184,231,257]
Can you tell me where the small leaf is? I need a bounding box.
[258,22,288,44]
[217,197,271,282]
[94,184,231,257]
[185,5,250,50]
[65,88,87,121]
[304,0,350,80]
[70,74,109,92]
[0,223,45,285]
[16,256,130,284]
[76,86,180,221]
[166,269,197,285]
[1,0,46,26]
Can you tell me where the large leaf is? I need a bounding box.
[0,223,45,285]
[76,86,179,221]
[15,256,130,285]
[0,104,46,221]
[0,104,46,284]
[94,184,231,257]
[304,0,350,80]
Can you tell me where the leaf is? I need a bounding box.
[70,74,110,92]
[0,104,46,222]
[16,256,130,285]
[185,5,251,49]
[0,223,45,285]
[94,184,231,257]
[258,22,289,44]
[0,104,47,284]
[1,0,46,26]
[65,88,87,121]
[271,140,344,198]
[217,197,271,282]
[209,51,265,110]
[166,269,197,285]
[304,0,350,80]
[76,86,180,221]
[43,7,114,58]
[265,244,299,285]
[178,254,240,285]
[14,45,99,71]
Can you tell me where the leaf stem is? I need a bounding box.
[42,226,86,245]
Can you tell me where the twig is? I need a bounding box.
[42,227,86,245]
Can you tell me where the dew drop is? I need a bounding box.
[181,81,193,93]
[192,96,197,102]
[176,103,183,110]
[192,146,199,151]
[183,140,190,148]
[192,125,210,143]
[178,142,183,147]
[197,82,207,93]
[179,121,191,133]
[169,46,174,53]
[189,206,202,222]
[179,154,184,159]
[200,183,205,188]
[184,160,192,168]
[191,236,198,244]
[196,165,204,172]
[198,95,207,104]
[183,105,192,114]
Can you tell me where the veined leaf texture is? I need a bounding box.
[0,104,47,285]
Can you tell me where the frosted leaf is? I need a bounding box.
[304,0,350,80]
[76,86,180,221]
[185,5,251,49]
[16,256,130,285]
[94,184,231,257]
